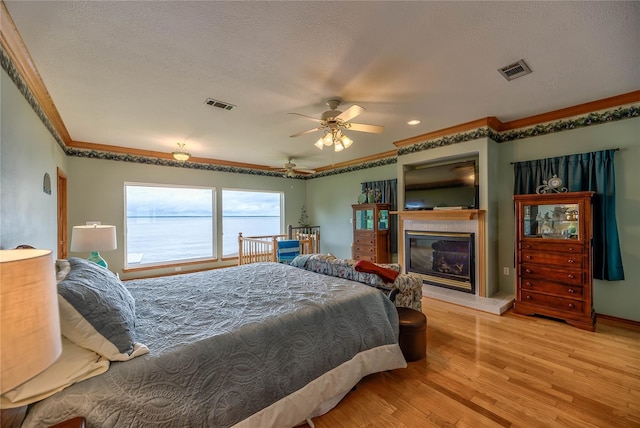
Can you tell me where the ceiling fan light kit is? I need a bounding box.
[272,158,316,177]
[172,143,191,161]
[290,98,383,152]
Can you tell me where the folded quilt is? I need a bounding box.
[354,260,400,284]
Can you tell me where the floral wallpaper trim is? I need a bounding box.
[0,46,67,152]
[398,104,640,156]
[4,46,637,178]
[492,105,639,144]
[64,148,310,179]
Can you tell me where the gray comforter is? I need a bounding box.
[24,262,402,427]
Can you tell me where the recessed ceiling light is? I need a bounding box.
[407,120,421,126]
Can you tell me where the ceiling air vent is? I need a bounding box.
[204,98,236,111]
[498,59,532,81]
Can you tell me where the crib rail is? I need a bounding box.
[237,232,318,265]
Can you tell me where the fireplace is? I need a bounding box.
[405,230,475,294]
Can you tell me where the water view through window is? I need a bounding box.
[125,185,283,266]
[222,190,282,257]
[125,184,215,266]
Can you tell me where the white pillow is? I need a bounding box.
[0,337,110,408]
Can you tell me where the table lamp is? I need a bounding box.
[0,249,62,395]
[70,224,117,268]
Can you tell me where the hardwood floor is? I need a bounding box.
[311,297,640,427]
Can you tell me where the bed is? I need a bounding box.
[18,258,406,427]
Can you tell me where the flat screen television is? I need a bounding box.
[404,159,478,210]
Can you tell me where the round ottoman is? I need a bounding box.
[396,307,427,362]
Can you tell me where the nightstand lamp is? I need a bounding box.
[70,224,117,268]
[0,249,62,394]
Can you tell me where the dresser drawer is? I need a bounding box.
[354,235,376,246]
[520,250,583,268]
[353,254,375,262]
[520,278,584,299]
[520,263,584,285]
[519,291,584,314]
[521,241,584,254]
[353,244,375,255]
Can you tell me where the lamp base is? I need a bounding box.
[87,251,108,268]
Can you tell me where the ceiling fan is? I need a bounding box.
[289,98,384,151]
[272,158,316,178]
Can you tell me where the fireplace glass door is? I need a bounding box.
[406,231,475,293]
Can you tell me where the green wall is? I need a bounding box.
[496,117,640,321]
[2,64,638,320]
[66,157,307,278]
[305,163,396,259]
[1,69,67,253]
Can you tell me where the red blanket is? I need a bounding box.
[354,260,400,284]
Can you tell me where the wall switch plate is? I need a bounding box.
[503,267,509,275]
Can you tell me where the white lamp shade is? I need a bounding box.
[70,225,117,252]
[341,135,353,148]
[0,249,62,393]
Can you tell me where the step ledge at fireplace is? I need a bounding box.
[423,284,514,315]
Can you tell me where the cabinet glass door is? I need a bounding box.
[522,202,579,239]
[378,209,389,230]
[355,209,374,230]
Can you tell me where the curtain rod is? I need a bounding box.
[510,147,620,165]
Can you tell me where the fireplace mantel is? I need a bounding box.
[392,210,483,221]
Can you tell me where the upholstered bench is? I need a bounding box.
[396,307,427,362]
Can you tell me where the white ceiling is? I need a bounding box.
[4,1,640,171]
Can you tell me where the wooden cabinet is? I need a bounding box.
[513,191,595,331]
[352,204,390,263]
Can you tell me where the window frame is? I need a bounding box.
[124,182,217,268]
[221,188,285,259]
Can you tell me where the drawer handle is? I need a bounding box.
[525,269,532,274]
[568,288,575,294]
[526,281,533,286]
[525,295,532,300]
[567,274,575,279]
[525,255,532,260]
[568,247,574,251]
[525,244,532,249]
[567,259,575,264]
[568,303,575,309]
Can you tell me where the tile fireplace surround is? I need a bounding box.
[395,210,514,315]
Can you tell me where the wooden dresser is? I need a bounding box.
[513,191,595,331]
[352,203,390,263]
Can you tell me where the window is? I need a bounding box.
[222,189,283,257]
[125,184,215,267]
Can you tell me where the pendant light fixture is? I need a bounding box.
[172,143,191,161]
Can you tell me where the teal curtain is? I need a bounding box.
[513,149,624,280]
[361,179,398,254]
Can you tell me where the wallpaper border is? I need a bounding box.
[3,45,637,180]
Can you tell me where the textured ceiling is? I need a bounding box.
[4,1,640,170]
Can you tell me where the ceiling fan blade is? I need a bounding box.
[295,168,316,174]
[336,105,364,123]
[288,112,323,123]
[290,127,322,138]
[347,122,385,134]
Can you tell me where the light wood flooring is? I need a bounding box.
[311,297,640,427]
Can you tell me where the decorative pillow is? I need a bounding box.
[354,260,400,284]
[57,257,148,361]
